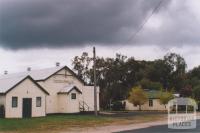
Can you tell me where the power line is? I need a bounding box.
[114,0,166,53]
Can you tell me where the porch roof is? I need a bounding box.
[58,85,82,94]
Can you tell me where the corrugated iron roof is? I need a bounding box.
[0,75,27,93]
[0,66,63,93]
[146,90,160,99]
[0,66,63,81]
[58,84,82,94]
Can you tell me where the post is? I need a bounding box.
[93,47,98,116]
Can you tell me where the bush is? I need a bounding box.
[111,101,125,111]
[128,86,148,111]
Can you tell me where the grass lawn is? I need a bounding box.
[0,113,167,133]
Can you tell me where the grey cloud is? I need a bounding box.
[135,0,200,46]
[0,0,179,50]
[0,0,169,49]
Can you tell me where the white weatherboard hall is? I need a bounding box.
[0,66,99,118]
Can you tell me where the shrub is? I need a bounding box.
[128,86,148,111]
[111,101,125,111]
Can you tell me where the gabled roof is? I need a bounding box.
[38,66,86,85]
[146,90,160,99]
[0,75,49,95]
[0,75,27,94]
[58,85,82,94]
[0,66,62,81]
[0,66,86,84]
[0,66,86,95]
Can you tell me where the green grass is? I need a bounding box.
[0,115,113,132]
[0,113,166,133]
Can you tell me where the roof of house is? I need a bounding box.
[58,85,82,94]
[0,66,85,94]
[0,66,64,81]
[146,90,160,99]
[0,75,27,93]
[1,65,85,81]
[0,75,49,95]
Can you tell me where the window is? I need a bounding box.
[36,97,41,107]
[71,93,76,99]
[12,97,18,108]
[149,99,153,107]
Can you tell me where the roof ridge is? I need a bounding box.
[0,74,27,80]
[0,66,64,76]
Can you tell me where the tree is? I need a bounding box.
[188,66,200,79]
[138,78,163,90]
[164,53,187,75]
[146,59,172,89]
[193,85,200,102]
[164,53,187,91]
[72,52,129,109]
[72,52,92,83]
[128,86,148,111]
[159,90,174,108]
[193,85,200,110]
[180,85,193,97]
[71,51,190,110]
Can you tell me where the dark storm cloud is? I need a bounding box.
[0,0,171,49]
[4,0,199,49]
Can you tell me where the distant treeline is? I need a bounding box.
[72,52,200,109]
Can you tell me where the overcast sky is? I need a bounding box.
[0,0,200,73]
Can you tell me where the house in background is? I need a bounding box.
[0,65,99,118]
[125,90,166,111]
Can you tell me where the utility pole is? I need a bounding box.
[93,46,98,116]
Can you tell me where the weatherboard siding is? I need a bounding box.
[1,66,99,118]
[82,86,100,111]
[141,99,166,110]
[38,68,100,113]
[5,78,46,118]
[125,99,166,111]
[65,89,80,113]
[38,69,84,114]
[58,89,81,113]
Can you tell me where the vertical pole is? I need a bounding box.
[186,104,187,114]
[93,47,98,116]
[110,99,112,111]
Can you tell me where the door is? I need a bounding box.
[22,98,32,118]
